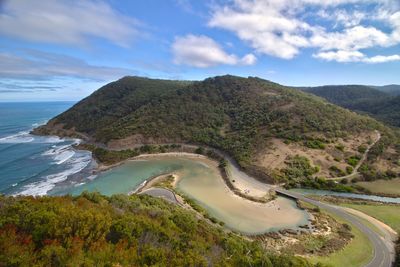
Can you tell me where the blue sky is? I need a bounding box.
[0,0,400,101]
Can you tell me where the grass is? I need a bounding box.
[355,178,400,196]
[340,203,400,233]
[309,210,373,267]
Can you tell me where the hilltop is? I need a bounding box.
[35,75,399,185]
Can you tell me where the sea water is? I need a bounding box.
[0,102,93,196]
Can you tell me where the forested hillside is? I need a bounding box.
[35,75,399,183]
[0,193,319,266]
[372,84,400,96]
[304,85,400,127]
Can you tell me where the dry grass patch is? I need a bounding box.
[254,132,375,179]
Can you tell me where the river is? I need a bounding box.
[54,155,311,234]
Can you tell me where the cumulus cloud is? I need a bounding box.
[313,50,365,62]
[0,50,132,80]
[208,0,400,63]
[364,54,400,63]
[241,53,257,65]
[172,34,256,67]
[314,50,400,63]
[0,0,138,47]
[317,9,366,27]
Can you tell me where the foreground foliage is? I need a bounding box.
[0,193,323,267]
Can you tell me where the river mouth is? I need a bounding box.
[54,155,310,234]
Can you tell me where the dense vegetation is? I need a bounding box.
[371,84,400,96]
[77,143,184,165]
[282,156,354,192]
[303,85,400,127]
[0,193,323,267]
[36,75,397,183]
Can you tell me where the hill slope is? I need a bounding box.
[372,84,400,96]
[36,75,399,183]
[303,85,400,127]
[0,193,317,266]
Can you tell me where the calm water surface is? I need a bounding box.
[61,156,310,234]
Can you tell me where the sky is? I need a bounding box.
[0,0,400,101]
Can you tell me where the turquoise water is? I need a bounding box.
[0,102,94,196]
[52,158,185,196]
[62,155,310,234]
[291,188,400,204]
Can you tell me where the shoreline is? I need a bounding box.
[80,143,400,203]
[89,150,276,203]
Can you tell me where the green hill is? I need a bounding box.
[372,84,400,96]
[302,85,389,108]
[35,75,399,183]
[0,193,318,266]
[304,85,400,127]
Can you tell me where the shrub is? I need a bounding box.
[329,166,346,176]
[335,144,345,151]
[195,147,204,154]
[346,166,353,174]
[346,155,361,167]
[282,155,319,182]
[358,145,367,153]
[305,140,326,149]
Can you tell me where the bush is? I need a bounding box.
[282,155,319,182]
[305,139,326,149]
[346,155,361,167]
[358,145,367,153]
[195,147,204,154]
[335,144,345,151]
[346,166,353,174]
[329,166,346,176]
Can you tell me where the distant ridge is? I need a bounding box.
[303,84,400,127]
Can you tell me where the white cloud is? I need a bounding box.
[0,0,138,47]
[241,53,257,65]
[317,9,366,27]
[310,26,392,51]
[363,54,400,63]
[208,1,309,59]
[313,50,364,62]
[172,34,256,67]
[208,0,400,63]
[314,50,400,63]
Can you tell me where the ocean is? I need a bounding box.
[0,102,94,196]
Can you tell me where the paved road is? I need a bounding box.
[277,189,394,267]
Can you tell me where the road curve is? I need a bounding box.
[276,188,394,267]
